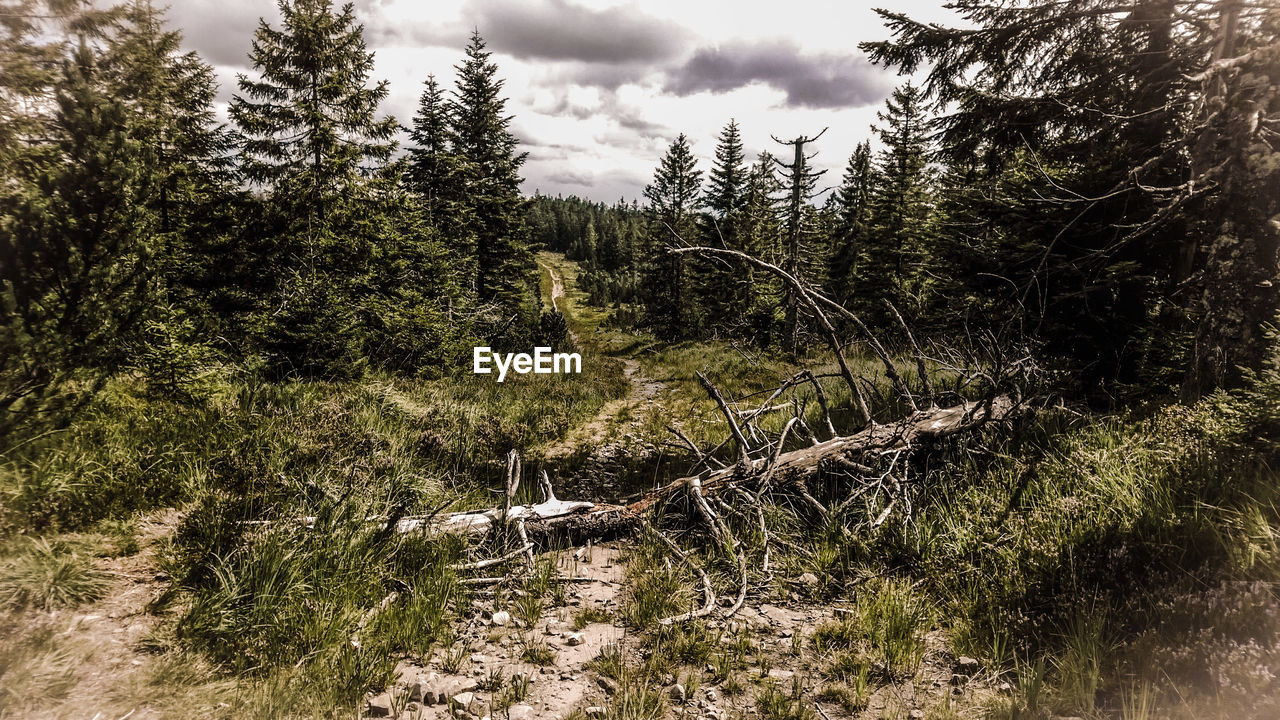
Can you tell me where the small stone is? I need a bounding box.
[585,707,607,717]
[506,704,535,720]
[705,689,719,703]
[565,632,585,646]
[366,698,391,717]
[407,682,425,702]
[909,710,925,719]
[998,682,1012,693]
[597,676,618,695]
[670,683,687,702]
[491,610,511,627]
[954,656,980,674]
[451,691,476,709]
[797,572,820,586]
[766,668,795,681]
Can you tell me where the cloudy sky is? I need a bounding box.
[167,0,958,202]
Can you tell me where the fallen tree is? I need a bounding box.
[273,246,1034,624]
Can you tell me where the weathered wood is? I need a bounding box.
[391,396,1017,546]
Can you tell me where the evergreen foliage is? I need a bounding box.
[697,120,750,336]
[863,0,1280,395]
[826,141,873,307]
[862,84,935,322]
[641,134,703,340]
[447,32,539,341]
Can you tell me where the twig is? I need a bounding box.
[885,300,935,404]
[802,370,838,438]
[451,543,533,571]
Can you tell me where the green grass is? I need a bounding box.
[0,538,108,610]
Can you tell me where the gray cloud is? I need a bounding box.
[469,0,688,64]
[166,0,270,68]
[664,41,892,109]
[545,168,596,186]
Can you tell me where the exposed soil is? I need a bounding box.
[364,542,1003,720]
[7,509,184,720]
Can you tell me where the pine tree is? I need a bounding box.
[738,151,784,345]
[826,141,873,306]
[863,84,934,320]
[105,1,233,384]
[232,0,396,205]
[642,134,702,340]
[407,74,476,296]
[1,41,158,428]
[448,31,538,337]
[697,119,750,336]
[773,130,828,352]
[864,0,1280,394]
[230,0,399,377]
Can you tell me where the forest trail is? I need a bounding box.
[537,259,663,461]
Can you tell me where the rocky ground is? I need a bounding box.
[362,543,1006,720]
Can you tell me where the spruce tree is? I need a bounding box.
[230,0,399,377]
[448,31,538,337]
[106,1,233,381]
[864,84,934,320]
[774,130,828,352]
[642,134,702,340]
[407,74,476,297]
[697,119,749,335]
[1,42,157,428]
[864,0,1280,394]
[826,141,873,306]
[232,0,396,205]
[738,151,784,345]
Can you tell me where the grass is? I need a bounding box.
[0,538,108,611]
[520,635,557,665]
[810,579,932,676]
[756,678,815,720]
[0,620,78,712]
[573,603,611,629]
[621,535,695,628]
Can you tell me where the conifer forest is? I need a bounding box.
[2,1,1280,718]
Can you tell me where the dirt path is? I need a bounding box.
[537,260,663,460]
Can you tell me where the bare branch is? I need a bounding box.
[697,371,754,468]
